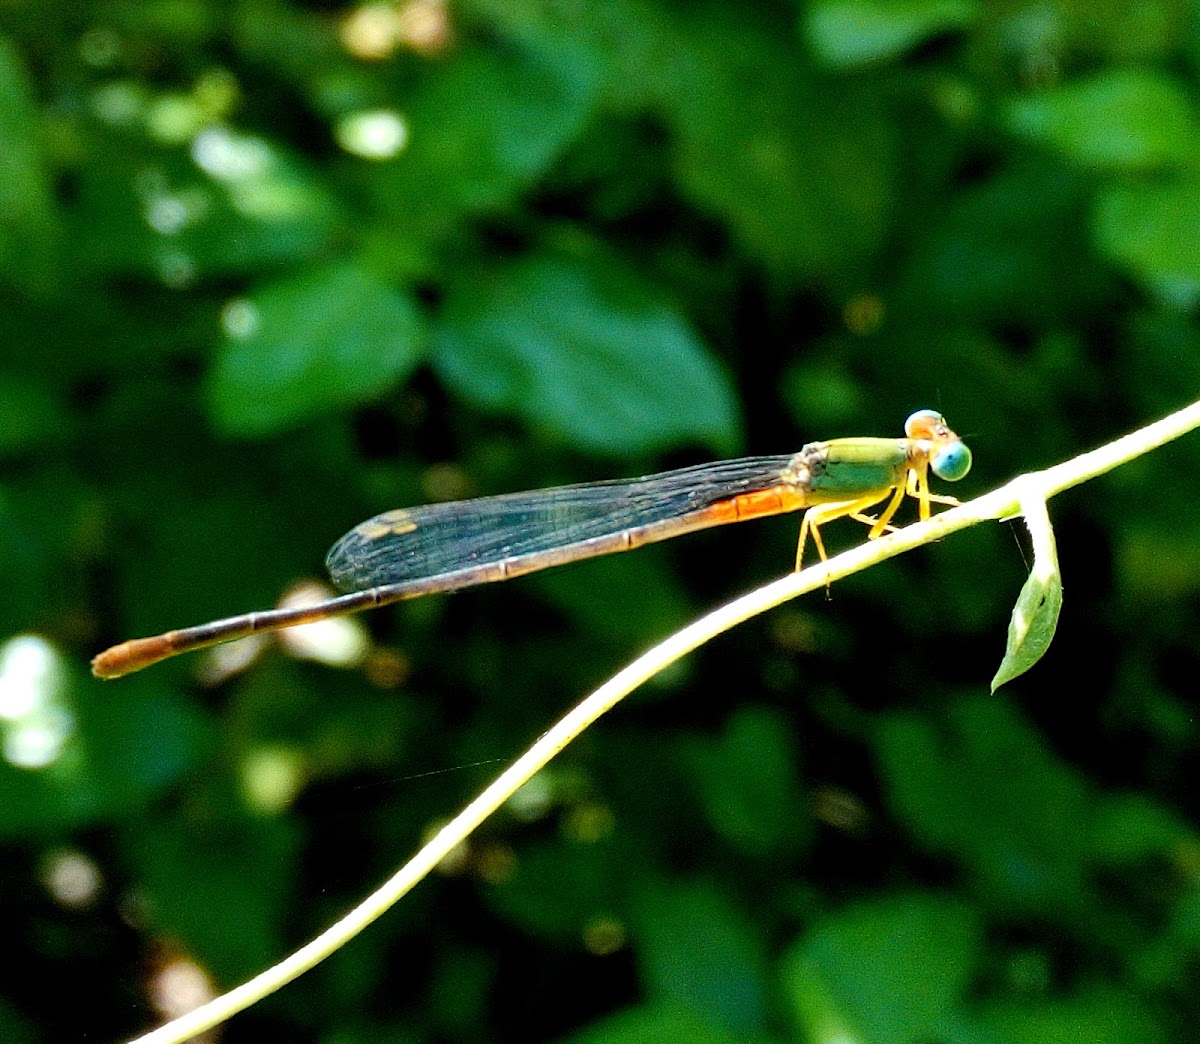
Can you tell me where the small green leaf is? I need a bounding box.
[990,566,1062,690]
[434,252,740,456]
[805,0,978,69]
[991,493,1062,690]
[208,260,426,437]
[1005,70,1200,170]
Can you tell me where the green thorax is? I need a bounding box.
[799,437,911,504]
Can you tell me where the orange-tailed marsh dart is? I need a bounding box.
[92,409,971,678]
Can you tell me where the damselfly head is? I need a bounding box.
[904,409,951,440]
[905,410,971,482]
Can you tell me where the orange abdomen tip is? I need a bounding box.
[91,635,177,679]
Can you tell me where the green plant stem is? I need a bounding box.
[127,396,1200,1044]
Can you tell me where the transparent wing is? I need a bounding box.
[325,454,798,591]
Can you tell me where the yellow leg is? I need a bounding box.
[906,467,929,520]
[867,483,907,538]
[796,511,826,569]
[905,466,962,521]
[794,469,962,577]
[794,491,894,571]
[924,492,961,507]
[849,511,898,533]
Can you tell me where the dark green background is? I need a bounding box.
[2,1,1199,1041]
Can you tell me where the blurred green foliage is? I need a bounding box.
[0,0,1198,1040]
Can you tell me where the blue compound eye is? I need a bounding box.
[931,442,972,482]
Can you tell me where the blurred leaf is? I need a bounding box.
[1065,1,1185,61]
[429,948,494,1040]
[0,665,211,838]
[974,990,1166,1044]
[1169,878,1200,948]
[102,0,217,41]
[0,998,36,1044]
[1117,516,1200,599]
[1089,792,1193,865]
[805,0,979,68]
[1005,70,1200,170]
[128,811,302,982]
[898,166,1109,324]
[782,892,980,1044]
[486,836,624,940]
[232,0,339,78]
[684,706,811,858]
[0,474,91,636]
[208,260,426,437]
[465,0,667,111]
[875,697,1091,913]
[1122,310,1200,418]
[567,1004,760,1044]
[434,252,740,456]
[532,550,692,643]
[0,34,59,294]
[781,359,869,432]
[1095,177,1200,305]
[665,18,895,275]
[631,879,769,1035]
[0,378,71,456]
[374,36,598,231]
[74,130,340,281]
[107,473,321,638]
